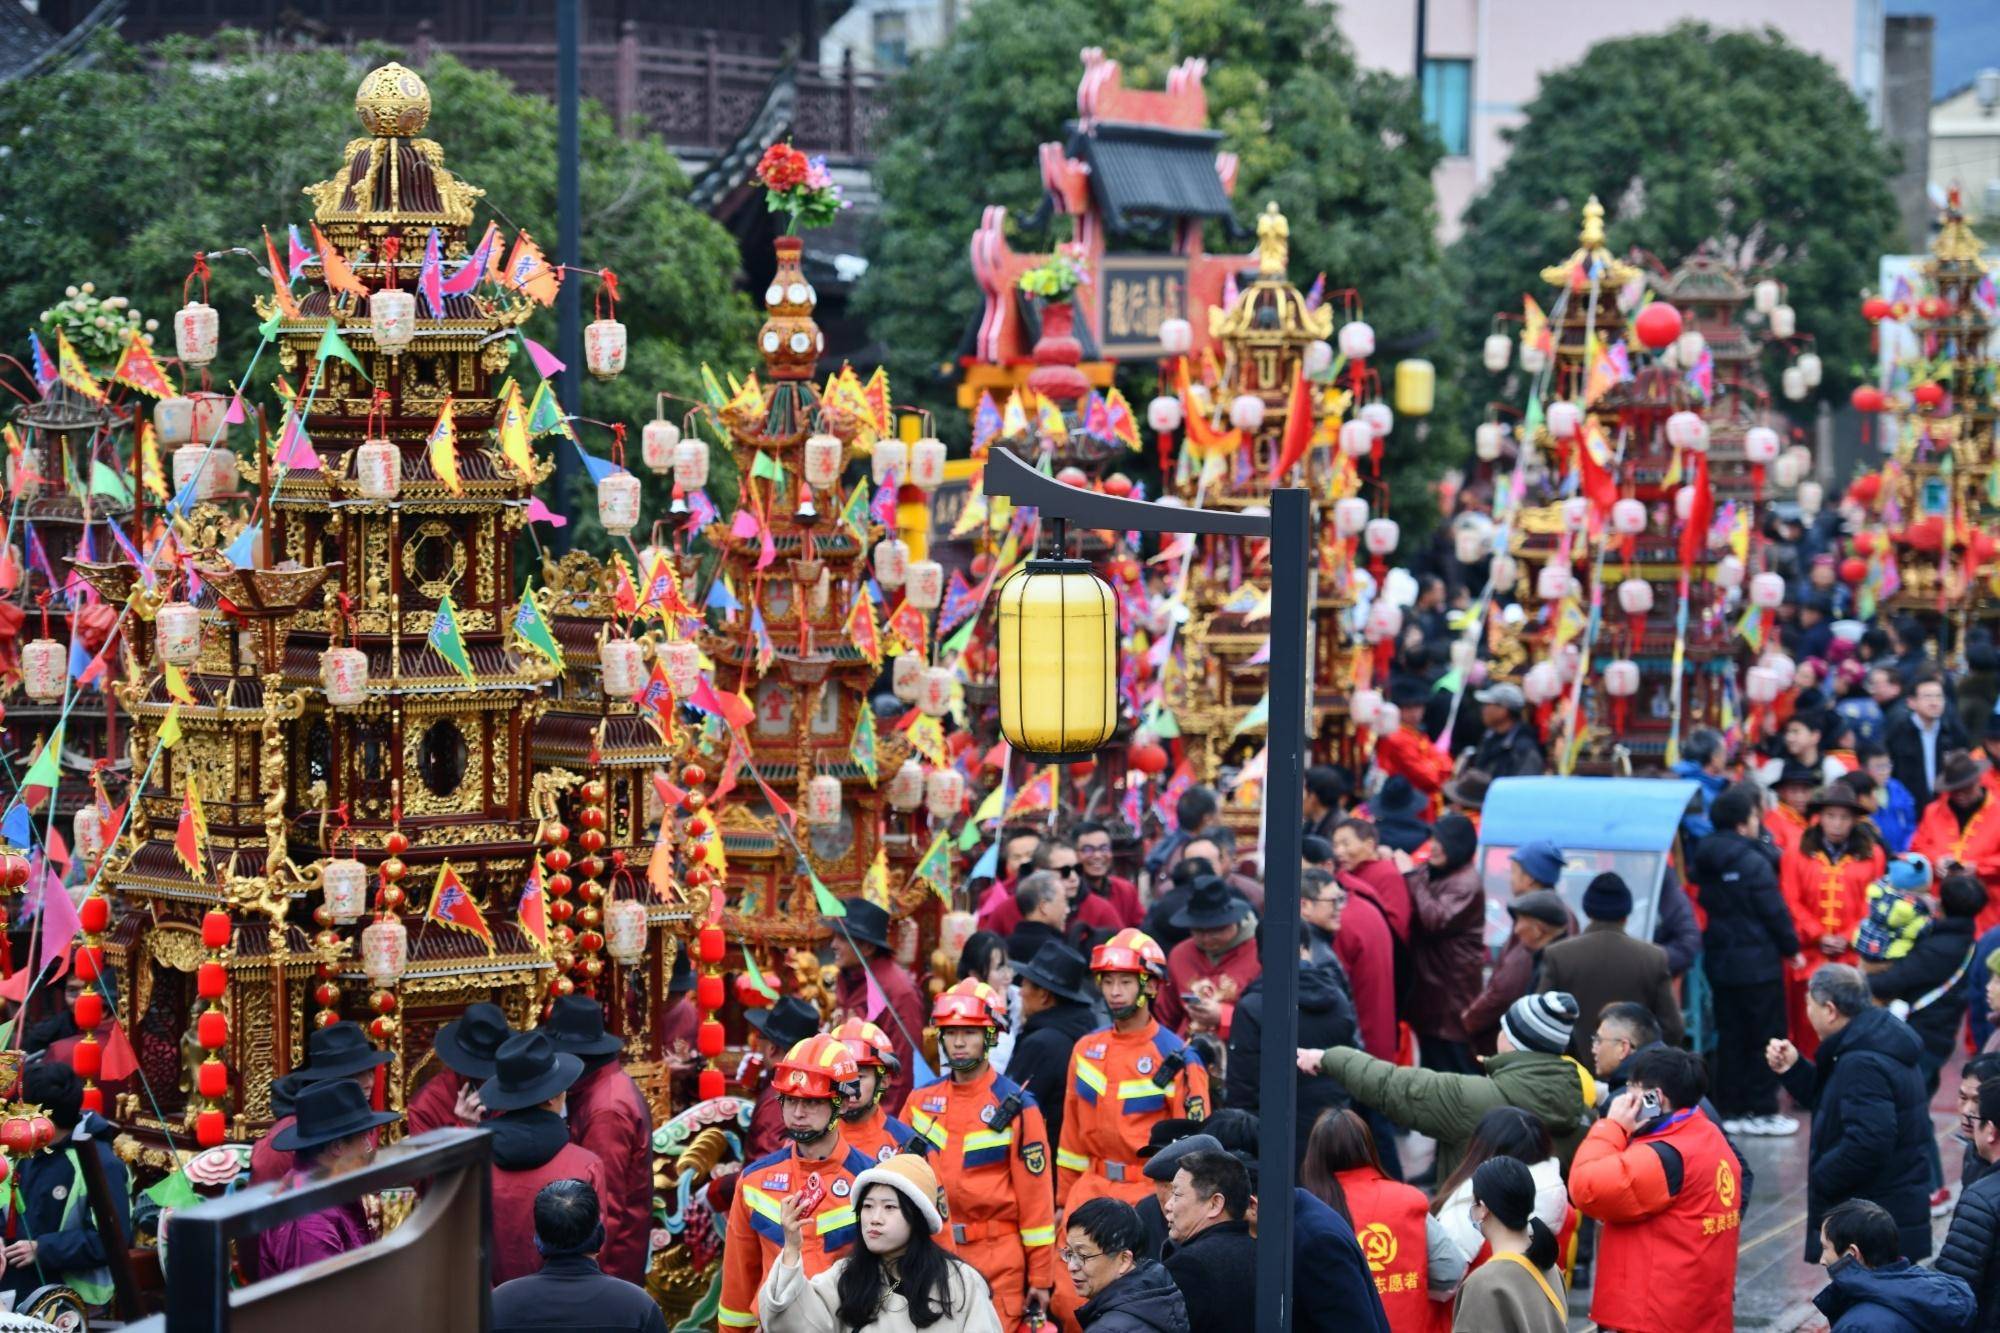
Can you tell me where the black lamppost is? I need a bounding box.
[983,449,1310,1332]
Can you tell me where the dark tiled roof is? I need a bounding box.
[1070,122,1235,232]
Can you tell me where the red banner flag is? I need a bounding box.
[427,861,494,948]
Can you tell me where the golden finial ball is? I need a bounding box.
[355,62,432,137]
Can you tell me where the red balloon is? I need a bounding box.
[1861,297,1892,323]
[1839,557,1869,586]
[1851,386,1886,413]
[1633,302,1683,350]
[1128,742,1169,775]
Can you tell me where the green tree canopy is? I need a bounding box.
[855,0,1461,529]
[1451,23,1900,409]
[0,32,756,539]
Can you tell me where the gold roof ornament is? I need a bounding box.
[1930,187,1989,276]
[1211,203,1334,345]
[1539,195,1642,289]
[303,63,481,229]
[355,62,432,137]
[1256,201,1290,277]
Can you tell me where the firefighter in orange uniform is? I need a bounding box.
[1056,928,1210,1213]
[832,1017,921,1163]
[898,979,1058,1329]
[718,1034,876,1331]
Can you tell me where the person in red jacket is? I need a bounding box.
[1568,1047,1744,1333]
[744,997,826,1160]
[406,1002,511,1139]
[1075,820,1145,927]
[1151,877,1261,1040]
[1764,761,1819,860]
[1780,784,1884,1055]
[251,1021,393,1185]
[831,1017,919,1162]
[1333,817,1413,943]
[832,900,927,1113]
[1912,751,2000,934]
[543,995,653,1284]
[981,840,1124,939]
[480,1029,608,1287]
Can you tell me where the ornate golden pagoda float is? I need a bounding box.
[1848,189,2000,631]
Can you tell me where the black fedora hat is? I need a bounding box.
[543,994,623,1059]
[1170,876,1250,931]
[1939,751,1991,794]
[747,995,822,1050]
[1388,675,1431,709]
[270,1078,400,1152]
[478,1030,584,1114]
[1808,782,1868,815]
[1015,941,1095,1007]
[1775,760,1822,790]
[1372,775,1426,820]
[668,947,695,994]
[295,1020,394,1083]
[433,1003,513,1081]
[1442,768,1491,811]
[837,898,894,952]
[1136,1117,1206,1160]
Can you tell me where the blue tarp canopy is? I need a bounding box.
[1481,777,1699,854]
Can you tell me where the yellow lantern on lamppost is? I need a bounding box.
[995,557,1119,763]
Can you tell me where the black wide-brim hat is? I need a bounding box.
[1014,941,1095,1007]
[1808,782,1867,814]
[543,993,624,1058]
[270,1078,400,1152]
[1372,775,1425,819]
[1170,875,1250,931]
[747,995,822,1050]
[433,1002,513,1081]
[1442,769,1491,811]
[1939,752,1991,793]
[478,1031,585,1114]
[295,1020,394,1083]
[837,898,894,952]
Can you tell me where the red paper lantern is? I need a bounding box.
[70,1038,100,1079]
[1849,475,1883,507]
[197,1009,229,1050]
[1917,296,1949,321]
[1839,557,1869,585]
[197,961,228,999]
[0,1118,33,1155]
[202,910,232,950]
[78,1089,102,1117]
[197,1058,229,1100]
[73,991,103,1030]
[698,1069,725,1101]
[697,1020,726,1058]
[698,926,726,964]
[736,975,773,1008]
[1102,474,1134,498]
[1128,742,1169,775]
[697,974,725,1011]
[1633,302,1683,350]
[1056,466,1089,488]
[195,1109,227,1148]
[1914,382,1946,408]
[1861,296,1892,322]
[28,1118,53,1150]
[73,947,105,982]
[77,896,109,935]
[1851,386,1886,413]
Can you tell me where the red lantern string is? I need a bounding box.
[596,269,620,320]
[184,252,211,306]
[609,421,627,469]
[381,234,401,289]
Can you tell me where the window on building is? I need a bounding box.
[1420,59,1472,158]
[873,11,910,70]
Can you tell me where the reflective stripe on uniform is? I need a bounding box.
[742,1183,785,1245]
[719,1307,758,1328]
[1074,1059,1107,1105]
[816,1204,857,1235]
[1056,1147,1090,1173]
[1020,1224,1056,1247]
[1117,1077,1165,1114]
[906,1110,951,1150]
[961,1126,1015,1169]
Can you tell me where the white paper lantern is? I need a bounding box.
[1603,660,1641,697]
[1781,367,1808,401]
[872,438,909,485]
[174,302,219,367]
[361,916,409,985]
[1363,518,1400,556]
[584,319,627,379]
[1537,562,1575,601]
[369,288,416,353]
[1546,402,1582,440]
[804,433,844,490]
[1522,661,1563,704]
[601,638,645,698]
[1363,600,1402,643]
[1147,396,1183,432]
[1491,554,1519,593]
[1665,411,1710,452]
[1303,340,1334,376]
[173,443,234,503]
[874,538,909,589]
[354,439,400,500]
[1768,304,1796,340]
[321,645,369,705]
[1360,402,1394,438]
[925,769,965,821]
[1611,498,1647,535]
[323,857,368,923]
[888,760,925,812]
[1771,452,1805,489]
[1366,698,1400,735]
[1713,555,1745,590]
[891,651,924,703]
[1561,497,1590,533]
[909,437,948,493]
[1483,333,1512,373]
[155,396,194,447]
[1744,426,1781,464]
[597,472,642,536]
[1673,486,1697,522]
[672,439,710,492]
[1798,352,1823,388]
[1333,497,1369,538]
[1338,419,1375,459]
[1338,321,1375,360]
[805,773,844,826]
[1520,343,1548,375]
[906,560,945,610]
[1617,578,1654,615]
[1745,665,1782,705]
[1229,395,1265,431]
[1758,652,1797,689]
[1675,329,1706,367]
[917,666,954,717]
[642,418,681,475]
[1453,516,1495,564]
[1349,688,1384,725]
[1474,421,1507,462]
[1749,572,1785,609]
[1753,279,1781,314]
[1450,639,1478,674]
[21,640,64,702]
[661,639,701,696]
[59,807,96,870]
[604,898,648,963]
[155,601,202,665]
[1797,480,1824,517]
[1158,318,1193,354]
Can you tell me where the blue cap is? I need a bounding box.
[1886,854,1932,893]
[1509,839,1567,887]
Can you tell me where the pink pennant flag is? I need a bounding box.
[224,392,248,425]
[757,528,776,571]
[275,413,321,470]
[36,864,82,973]
[729,508,761,540]
[524,336,566,379]
[525,496,569,527]
[864,969,888,1021]
[45,826,69,870]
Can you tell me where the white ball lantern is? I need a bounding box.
[805,774,843,826]
[1333,497,1370,538]
[1337,321,1375,360]
[924,769,965,821]
[155,600,203,666]
[1561,497,1590,533]
[21,640,64,703]
[1450,639,1478,675]
[173,443,234,503]
[1537,562,1575,602]
[874,538,910,589]
[1371,698,1404,735]
[911,437,948,492]
[1453,514,1495,564]
[906,560,945,610]
[1158,318,1193,355]
[322,857,368,923]
[1781,367,1808,401]
[1753,279,1781,314]
[1147,396,1183,433]
[361,917,409,985]
[1520,343,1548,375]
[803,433,844,490]
[1745,666,1782,705]
[321,644,369,705]
[1714,555,1745,590]
[891,651,925,704]
[583,318,627,379]
[1748,572,1786,609]
[1798,352,1824,388]
[1768,304,1796,340]
[1758,652,1797,689]
[1603,660,1641,698]
[1770,452,1805,490]
[1349,688,1384,725]
[1483,333,1512,373]
[1363,600,1402,643]
[871,438,909,486]
[1359,402,1394,438]
[368,288,417,354]
[174,302,219,367]
[887,760,925,811]
[1797,480,1824,518]
[1490,554,1519,594]
[605,899,649,964]
[1363,518,1400,557]
[1675,329,1706,367]
[1673,486,1698,522]
[354,438,400,500]
[1303,340,1334,376]
[917,666,954,718]
[1522,661,1563,704]
[596,472,642,536]
[1611,498,1647,536]
[600,638,645,698]
[1474,421,1507,462]
[660,640,701,696]
[1546,402,1582,440]
[1229,394,1265,432]
[1744,426,1782,464]
[1617,578,1654,615]
[1339,419,1375,459]
[1665,411,1710,452]
[672,439,710,492]
[155,396,194,446]
[642,418,681,475]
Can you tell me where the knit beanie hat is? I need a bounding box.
[852,1153,947,1235]
[1580,873,1633,922]
[1501,991,1579,1056]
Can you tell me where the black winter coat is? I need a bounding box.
[1005,999,1098,1150]
[1077,1260,1190,1333]
[1886,710,1970,810]
[1470,723,1545,780]
[1227,964,1355,1164]
[1289,1187,1391,1333]
[1779,1007,1936,1263]
[492,1254,670,1333]
[1936,1166,2000,1332]
[2,1113,130,1301]
[1163,1220,1258,1333]
[1693,829,1800,986]
[1652,865,1704,977]
[1868,915,1977,1071]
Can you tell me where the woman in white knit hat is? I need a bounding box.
[761,1153,1003,1333]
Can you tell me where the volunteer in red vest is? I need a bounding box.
[831,1017,920,1162]
[480,1029,608,1286]
[1302,1108,1464,1331]
[405,1001,511,1138]
[718,1033,875,1331]
[543,995,654,1284]
[1567,1046,1744,1333]
[251,1021,393,1185]
[902,978,1058,1329]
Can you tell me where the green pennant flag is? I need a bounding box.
[740,949,780,1001]
[1735,602,1765,650]
[89,460,133,505]
[21,726,63,799]
[957,819,985,852]
[257,309,284,341]
[913,832,952,903]
[1144,702,1181,740]
[699,364,729,408]
[1433,667,1465,696]
[811,871,847,918]
[427,592,477,684]
[314,320,371,383]
[849,706,879,785]
[142,1166,204,1213]
[840,481,872,539]
[939,616,977,663]
[750,452,783,484]
[511,585,564,669]
[1523,392,1544,436]
[526,380,573,441]
[1231,693,1270,738]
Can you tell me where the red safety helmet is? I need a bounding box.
[1090,928,1167,979]
[931,979,1008,1031]
[832,1017,900,1073]
[774,1034,861,1101]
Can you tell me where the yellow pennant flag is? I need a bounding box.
[497,380,535,480]
[139,421,168,499]
[157,703,183,750]
[428,396,462,494]
[55,328,106,403]
[163,661,196,704]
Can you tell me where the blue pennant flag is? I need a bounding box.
[572,437,621,484]
[909,1043,945,1090]
[705,576,742,613]
[224,521,261,569]
[968,840,1000,881]
[0,803,29,849]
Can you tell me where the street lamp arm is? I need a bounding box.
[981,448,1271,538]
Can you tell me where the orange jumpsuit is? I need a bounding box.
[1912,792,2000,934]
[900,1066,1057,1329]
[1055,1018,1209,1211]
[1780,840,1885,1054]
[839,1104,920,1165]
[717,1140,873,1329]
